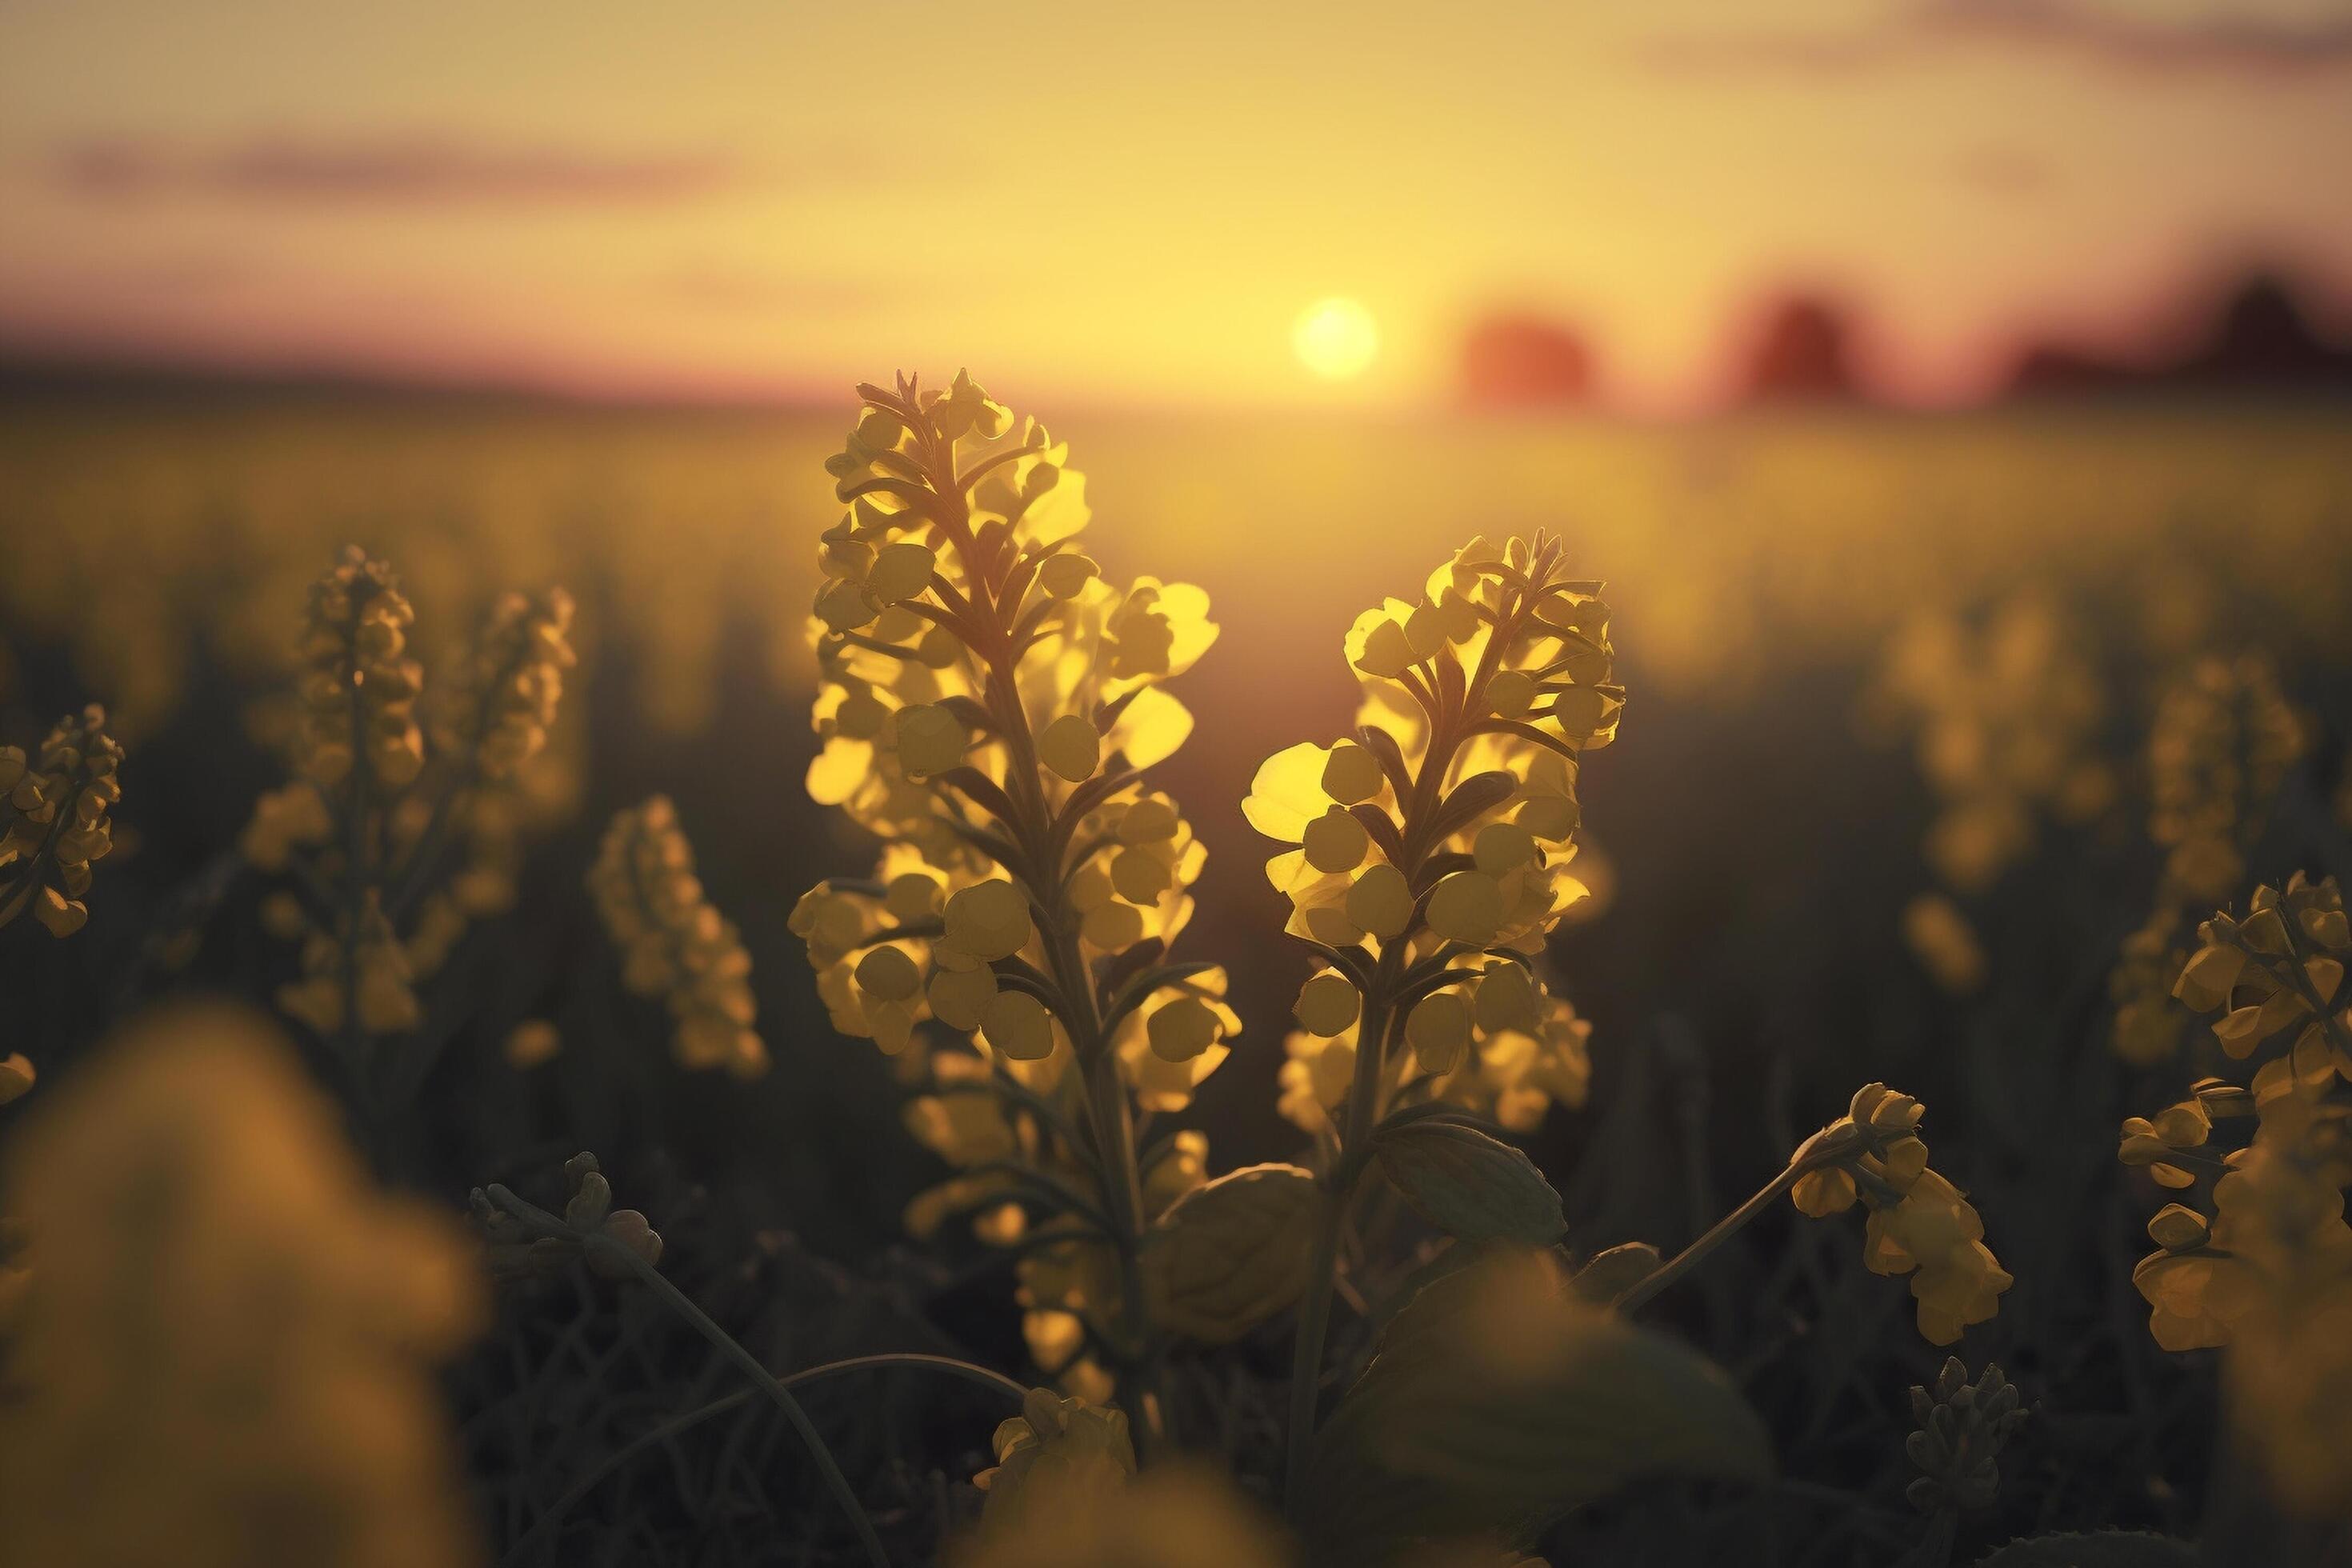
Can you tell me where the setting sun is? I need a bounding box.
[1292,297,1379,381]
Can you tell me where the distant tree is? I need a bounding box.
[1459,313,1595,410]
[1738,295,1864,404]
[2006,272,2352,399]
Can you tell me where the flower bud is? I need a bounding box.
[1294,972,1360,1037]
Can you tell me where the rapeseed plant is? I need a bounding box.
[2110,656,2307,1065]
[2122,872,2352,1515]
[588,795,766,1077]
[1869,594,2113,898]
[0,703,122,938]
[1867,595,2114,996]
[789,371,1228,1431]
[240,547,575,1116]
[1246,531,1622,1484]
[1786,1084,2013,1345]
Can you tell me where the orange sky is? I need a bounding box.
[2,0,2350,411]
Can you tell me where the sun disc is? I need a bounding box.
[1294,297,1378,381]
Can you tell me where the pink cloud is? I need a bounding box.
[51,132,747,206]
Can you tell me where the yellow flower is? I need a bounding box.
[1793,1086,2010,1343]
[0,705,123,938]
[438,586,575,782]
[1294,970,1362,1037]
[588,797,766,1077]
[1903,893,1988,994]
[502,1019,561,1069]
[796,375,1234,1396]
[1868,593,2111,895]
[0,1003,483,1567]
[294,547,424,791]
[1250,534,1621,1163]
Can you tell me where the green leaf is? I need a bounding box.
[1298,1249,1770,1567]
[1141,1163,1319,1345]
[1568,1241,1662,1303]
[1371,1120,1566,1246]
[1971,1532,2200,1568]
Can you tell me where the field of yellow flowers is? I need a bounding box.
[1,378,2350,1567]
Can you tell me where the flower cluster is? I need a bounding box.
[0,704,122,938]
[2148,655,2306,907]
[789,373,1230,1409]
[1278,974,1592,1140]
[436,587,577,782]
[1790,1084,2012,1344]
[0,1005,484,1567]
[1867,593,2113,898]
[1247,533,1617,1156]
[2108,657,2308,1064]
[294,546,426,790]
[587,796,766,1078]
[2130,1086,2352,1513]
[2123,876,2352,1358]
[243,550,577,1049]
[276,890,422,1038]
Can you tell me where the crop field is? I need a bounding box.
[2,385,2350,1567]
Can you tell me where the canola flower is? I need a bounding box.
[0,704,122,938]
[2109,655,2307,1065]
[1867,594,2114,996]
[1246,531,1622,1486]
[1786,1083,2013,1345]
[587,796,766,1078]
[242,549,575,1058]
[788,371,1228,1422]
[0,1004,484,1568]
[2120,874,2352,1515]
[1869,593,2113,900]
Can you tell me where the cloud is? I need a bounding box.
[652,266,881,314]
[50,132,747,206]
[1642,0,2352,80]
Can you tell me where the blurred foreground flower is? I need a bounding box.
[959,1457,1286,1568]
[0,1003,484,1567]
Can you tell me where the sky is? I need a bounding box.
[2,0,2350,411]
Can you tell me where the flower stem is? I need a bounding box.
[502,1353,1026,1567]
[1282,978,1394,1511]
[1614,1159,1813,1315]
[586,1234,893,1568]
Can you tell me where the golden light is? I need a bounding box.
[1292,297,1379,381]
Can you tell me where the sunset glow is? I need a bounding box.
[2,2,2349,411]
